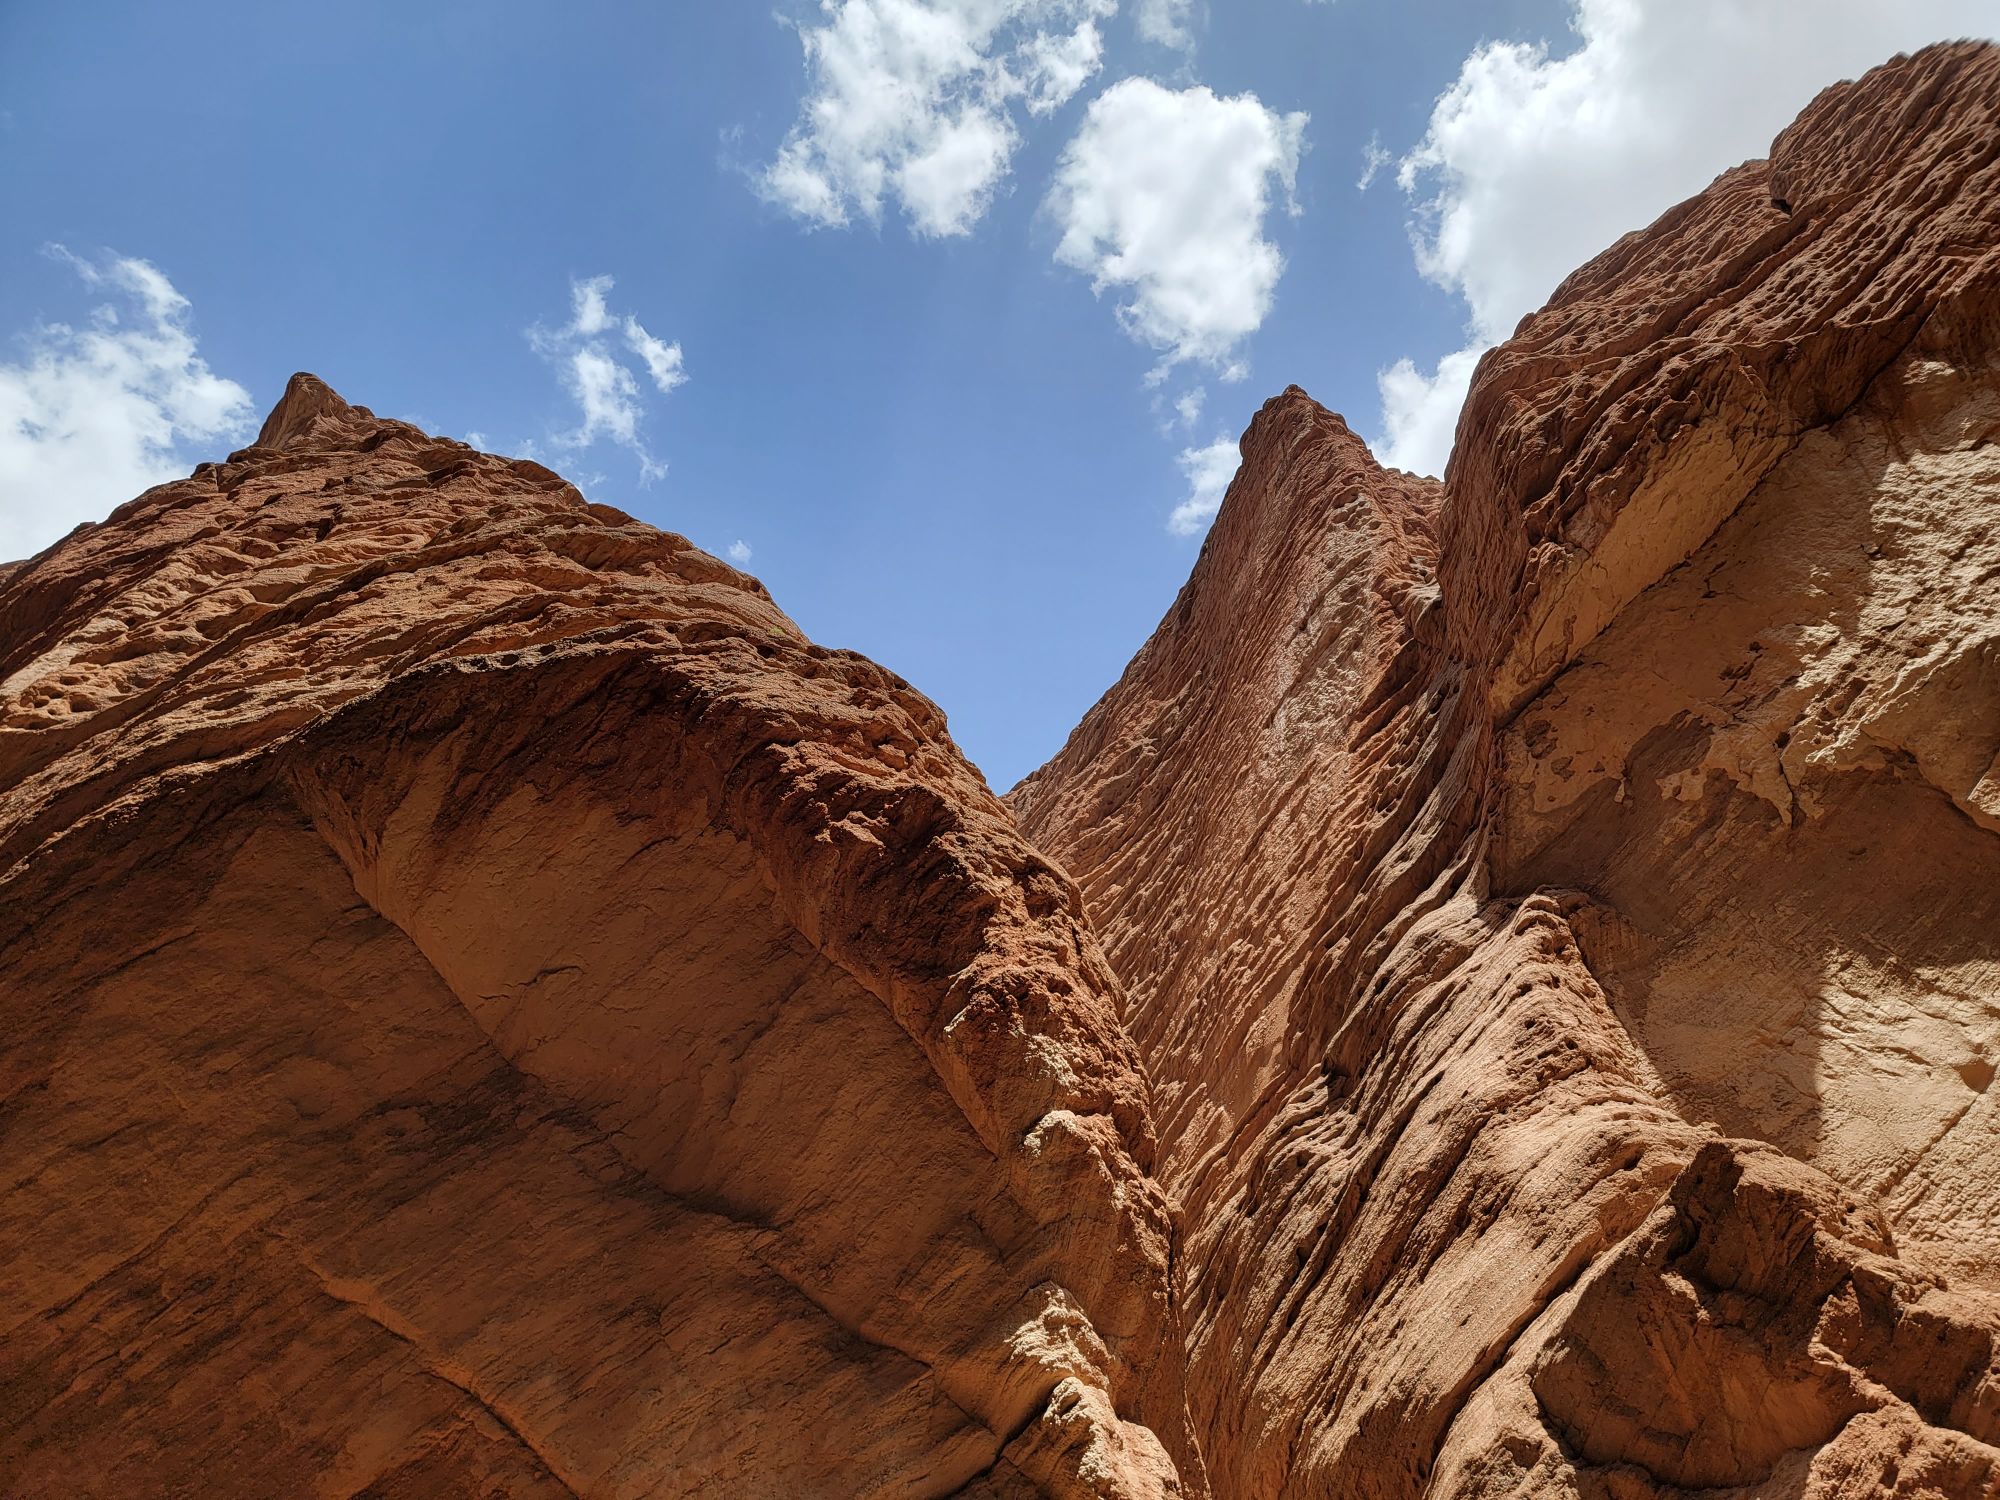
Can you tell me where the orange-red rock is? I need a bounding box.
[0,378,1196,1497]
[1015,39,2000,1500]
[5,38,2000,1500]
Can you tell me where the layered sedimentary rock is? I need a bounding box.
[6,38,2000,1500]
[1014,40,2000,1500]
[0,378,1196,1497]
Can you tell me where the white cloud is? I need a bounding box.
[1173,386,1205,429]
[1377,0,2000,477]
[568,348,643,448]
[570,276,616,337]
[1134,0,1196,50]
[0,246,253,562]
[1355,131,1390,190]
[528,274,686,482]
[1047,79,1308,380]
[727,539,754,564]
[1167,432,1239,535]
[1375,346,1482,477]
[760,0,1116,238]
[623,317,688,395]
[1018,18,1107,112]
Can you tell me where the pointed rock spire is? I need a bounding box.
[255,372,364,450]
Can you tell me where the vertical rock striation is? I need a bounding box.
[5,39,2000,1500]
[1014,40,2000,1500]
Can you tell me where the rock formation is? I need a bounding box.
[4,37,1999,1500]
[0,379,1194,1497]
[1014,38,2000,1500]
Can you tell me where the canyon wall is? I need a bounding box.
[1014,39,2000,1500]
[3,37,1999,1500]
[0,379,1194,1498]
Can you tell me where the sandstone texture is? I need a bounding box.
[1014,40,2000,1500]
[6,38,2000,1500]
[0,378,1195,1497]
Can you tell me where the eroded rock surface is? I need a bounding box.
[0,378,1196,1498]
[6,39,2000,1500]
[1014,41,2000,1500]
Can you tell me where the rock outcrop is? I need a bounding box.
[5,38,2000,1500]
[0,378,1195,1497]
[1013,39,2000,1500]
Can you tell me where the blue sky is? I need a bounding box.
[2,1,1992,788]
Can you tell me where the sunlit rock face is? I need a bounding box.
[1014,40,2000,1500]
[4,40,1999,1500]
[0,376,1196,1499]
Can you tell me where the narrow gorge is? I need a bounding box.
[3,38,1997,1500]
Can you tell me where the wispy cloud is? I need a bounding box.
[0,246,253,561]
[1355,131,1390,190]
[528,274,686,482]
[1133,0,1196,51]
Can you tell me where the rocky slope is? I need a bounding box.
[4,38,1999,1500]
[0,378,1196,1498]
[1014,39,2000,1500]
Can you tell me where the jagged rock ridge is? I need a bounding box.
[3,38,1998,1500]
[1013,39,2000,1500]
[0,376,1194,1497]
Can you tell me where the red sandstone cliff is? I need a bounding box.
[0,378,1195,1497]
[1014,39,2000,1500]
[3,37,1999,1500]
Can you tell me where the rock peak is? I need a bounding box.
[255,372,366,450]
[1014,39,2000,1500]
[0,350,1186,1498]
[3,39,1999,1500]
